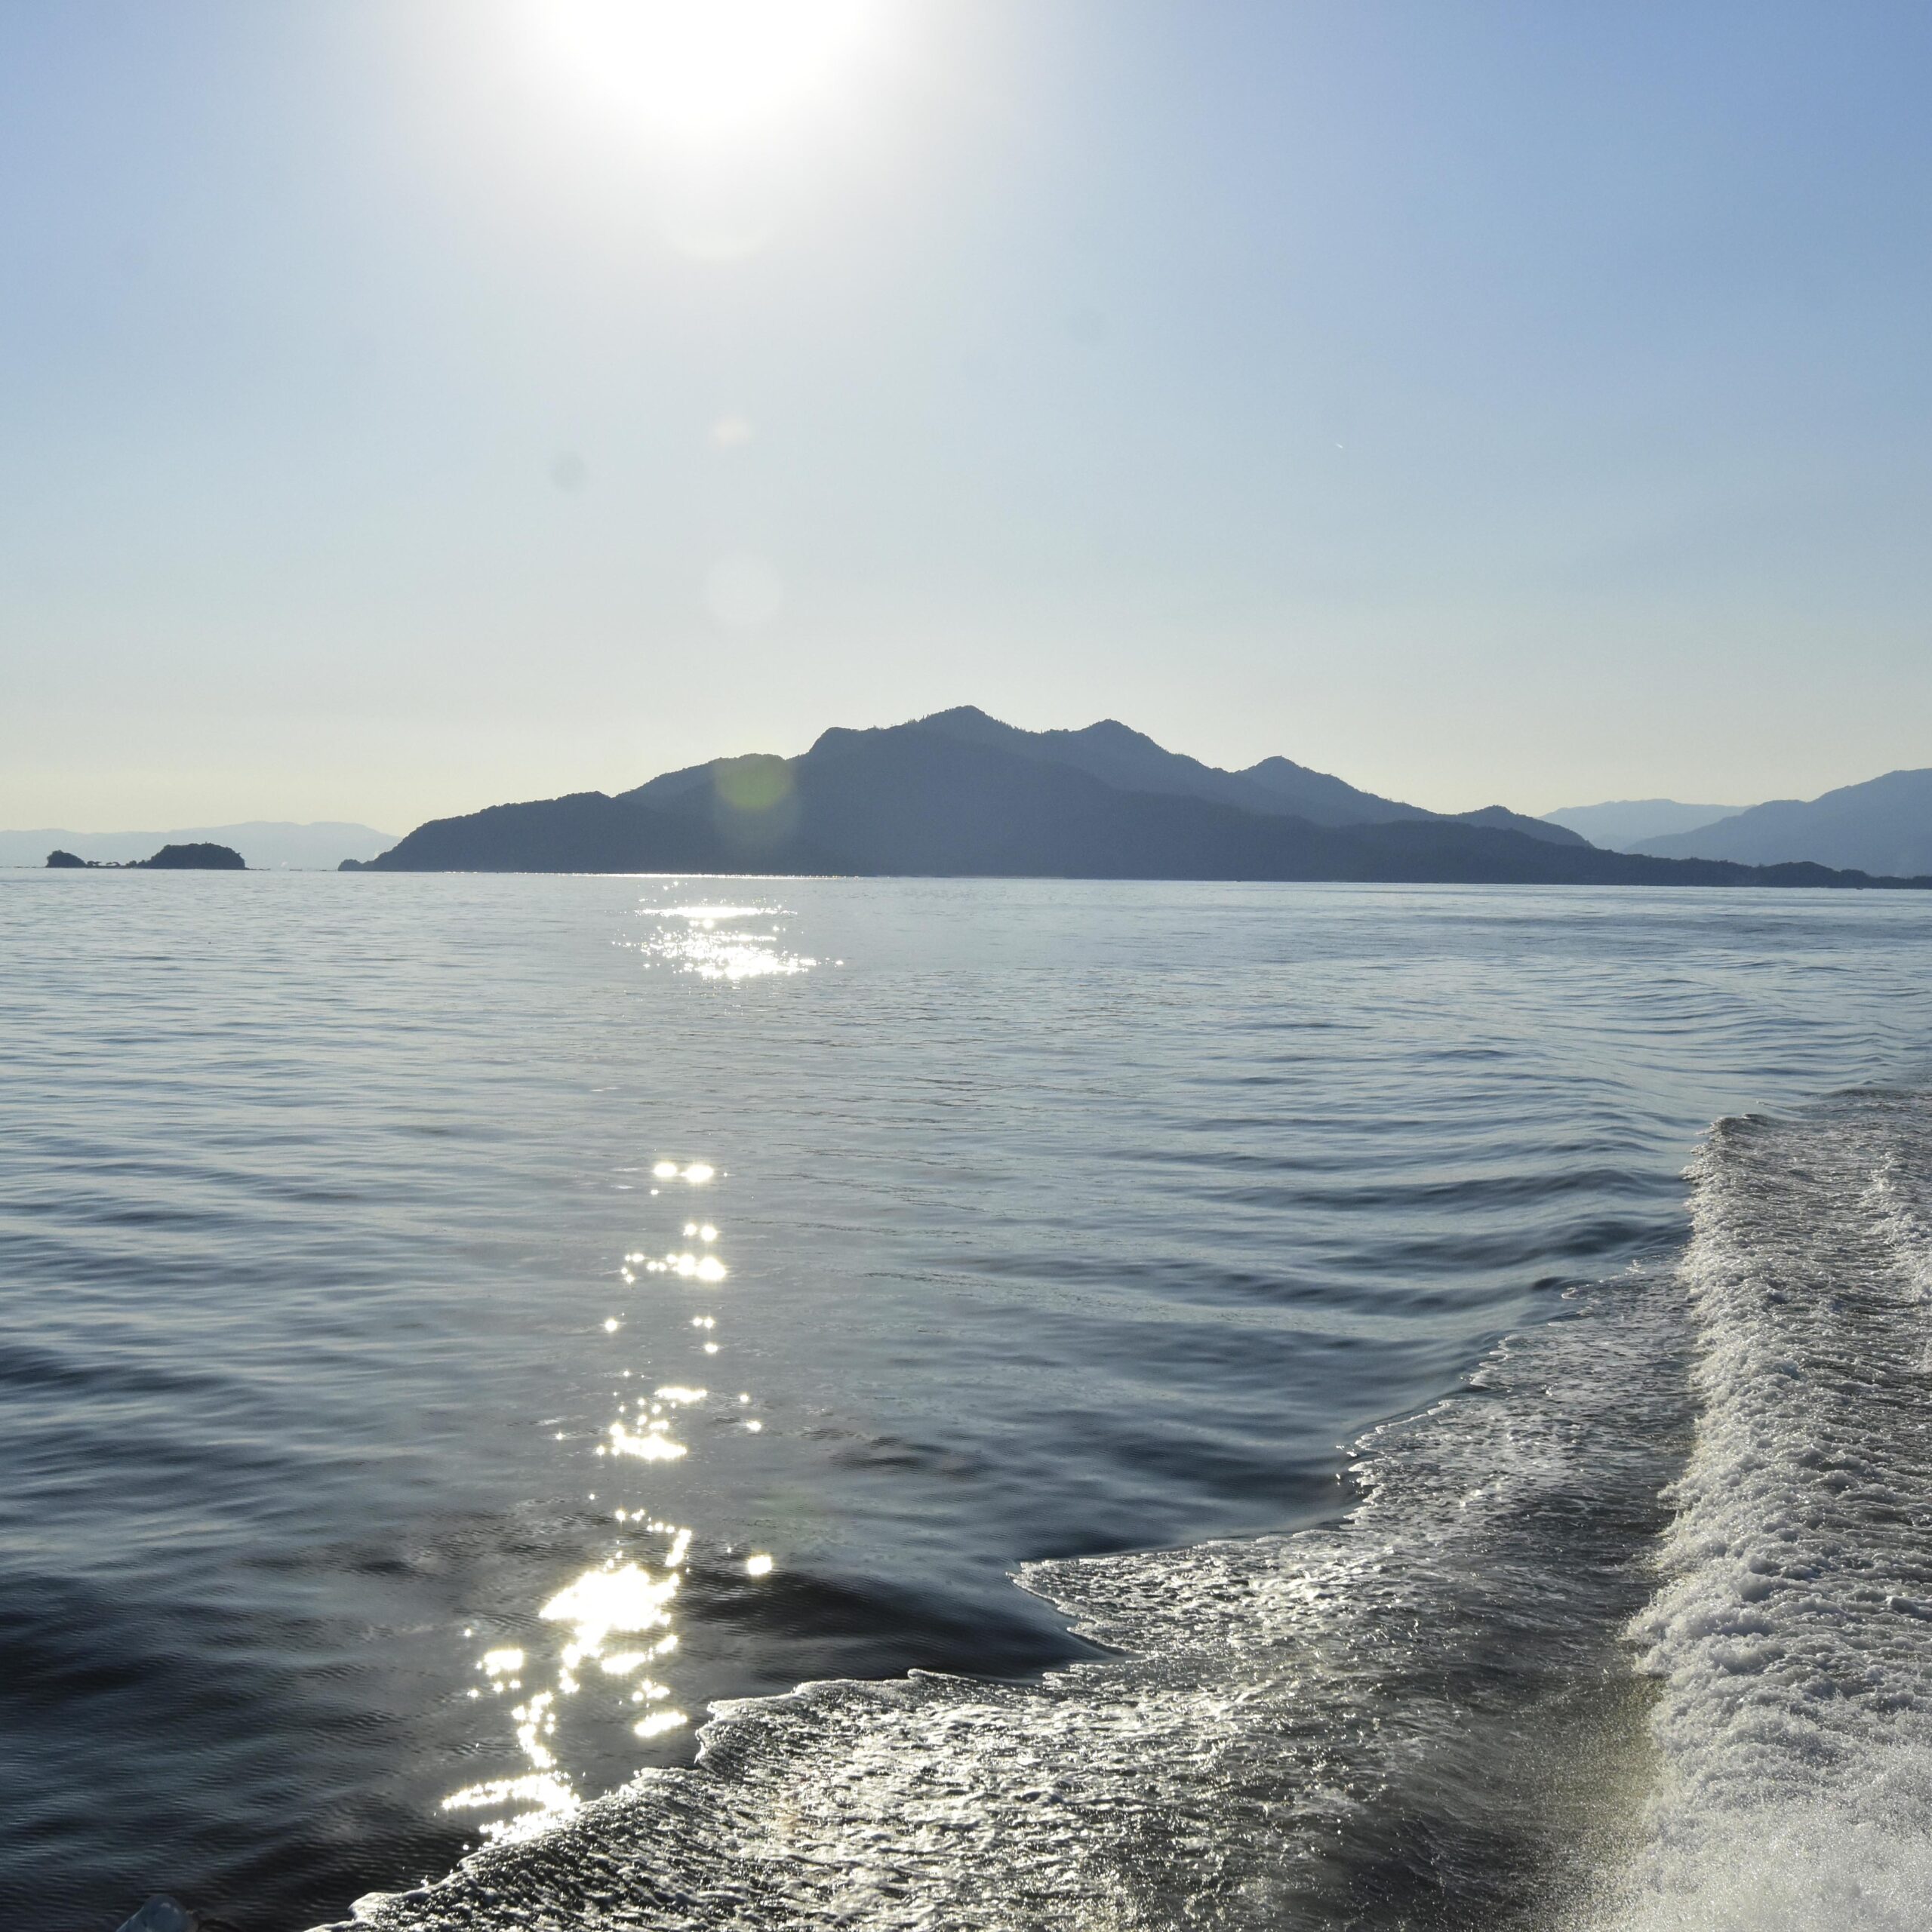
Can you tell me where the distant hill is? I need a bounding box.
[0,821,395,870]
[143,843,245,871]
[352,709,1923,890]
[1543,799,1748,850]
[1449,804,1586,847]
[46,841,245,870]
[1631,768,1932,875]
[139,842,247,870]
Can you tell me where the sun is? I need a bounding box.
[531,0,884,145]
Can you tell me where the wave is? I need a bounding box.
[321,1091,1932,1931]
[321,1304,1689,1927]
[1576,1094,1932,1931]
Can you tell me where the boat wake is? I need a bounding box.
[1577,1094,1932,1931]
[322,1090,1932,1931]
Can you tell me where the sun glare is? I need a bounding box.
[534,0,883,144]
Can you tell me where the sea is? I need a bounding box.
[4,873,1932,1932]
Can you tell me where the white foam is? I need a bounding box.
[318,1274,1689,1930]
[1578,1096,1932,1932]
[275,1091,1932,1928]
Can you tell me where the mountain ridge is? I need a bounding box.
[1540,799,1749,850]
[350,710,1927,890]
[1631,768,1932,875]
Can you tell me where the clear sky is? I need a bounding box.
[5,1,1930,832]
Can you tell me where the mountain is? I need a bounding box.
[1542,800,1749,849]
[897,708,1584,845]
[352,710,1924,889]
[1630,768,1932,875]
[0,821,395,869]
[906,706,1414,824]
[1447,804,1587,847]
[1228,750,1426,825]
[626,708,1580,847]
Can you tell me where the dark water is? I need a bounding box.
[2,875,1930,1931]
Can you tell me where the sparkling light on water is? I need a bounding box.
[446,1144,774,1846]
[628,904,818,981]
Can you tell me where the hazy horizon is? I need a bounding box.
[6,696,1927,838]
[6,1,1931,829]
[0,703,1777,841]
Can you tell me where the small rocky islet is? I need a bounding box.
[46,842,245,870]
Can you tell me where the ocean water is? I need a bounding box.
[3,877,1930,1932]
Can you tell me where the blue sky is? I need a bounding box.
[4,1,1930,830]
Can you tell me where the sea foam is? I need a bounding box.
[320,1282,1687,1930]
[321,1091,1932,1931]
[1578,1096,1932,1931]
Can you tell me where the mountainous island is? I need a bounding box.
[340,709,1930,890]
[48,842,245,870]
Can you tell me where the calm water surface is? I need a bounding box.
[2,875,1930,1930]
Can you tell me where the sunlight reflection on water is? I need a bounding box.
[448,1212,690,1833]
[450,892,814,1841]
[626,901,819,980]
[443,897,836,1841]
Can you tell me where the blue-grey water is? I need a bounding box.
[4,875,1932,1932]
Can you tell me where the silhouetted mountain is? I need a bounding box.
[355,712,1927,889]
[1444,805,1587,847]
[1631,768,1932,875]
[648,706,1579,847]
[1225,751,1425,825]
[907,706,1361,817]
[879,708,1588,842]
[1542,799,1749,849]
[832,718,1590,849]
